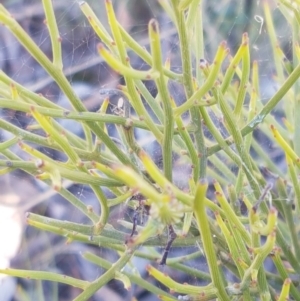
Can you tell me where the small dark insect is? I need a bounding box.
[129,194,150,237]
[128,194,177,265]
[111,97,125,116]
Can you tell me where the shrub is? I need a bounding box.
[0,0,300,300]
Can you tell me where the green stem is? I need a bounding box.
[244,60,300,137]
[0,7,133,166]
[0,269,88,290]
[91,185,109,234]
[233,33,250,119]
[171,0,204,179]
[118,23,181,82]
[208,58,300,157]
[25,180,99,223]
[272,249,300,300]
[287,156,300,214]
[82,252,176,299]
[73,247,135,301]
[0,71,62,109]
[194,180,230,301]
[186,0,202,30]
[26,212,125,240]
[217,88,260,197]
[105,0,163,145]
[0,159,121,187]
[0,98,167,133]
[42,0,62,69]
[292,15,300,156]
[149,19,174,181]
[0,118,105,162]
[276,177,300,259]
[194,0,204,85]
[174,110,199,182]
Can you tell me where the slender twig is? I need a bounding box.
[160,225,177,265]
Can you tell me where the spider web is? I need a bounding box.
[0,0,292,300]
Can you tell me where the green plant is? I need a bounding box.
[1,0,300,300]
